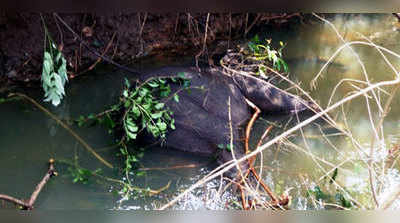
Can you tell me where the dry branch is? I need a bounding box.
[0,159,57,210]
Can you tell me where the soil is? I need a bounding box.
[0,12,303,90]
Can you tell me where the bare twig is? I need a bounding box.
[77,31,117,75]
[0,159,57,210]
[53,13,141,76]
[195,13,210,71]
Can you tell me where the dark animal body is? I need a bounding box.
[139,67,315,176]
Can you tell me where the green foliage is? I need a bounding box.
[70,74,190,201]
[329,168,338,184]
[306,168,354,209]
[68,165,102,184]
[307,185,353,209]
[247,35,289,74]
[41,17,68,106]
[217,143,233,151]
[75,113,116,134]
[60,159,152,201]
[121,74,190,141]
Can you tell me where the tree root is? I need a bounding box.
[0,159,57,210]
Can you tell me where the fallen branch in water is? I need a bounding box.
[0,159,57,210]
[57,159,170,196]
[7,93,113,169]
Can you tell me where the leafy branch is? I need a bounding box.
[40,15,68,106]
[121,73,191,142]
[247,34,289,74]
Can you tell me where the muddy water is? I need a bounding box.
[256,13,400,209]
[1,14,400,210]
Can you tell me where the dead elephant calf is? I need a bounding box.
[133,66,316,177]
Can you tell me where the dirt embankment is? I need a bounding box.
[0,12,302,88]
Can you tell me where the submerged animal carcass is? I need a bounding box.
[137,66,316,176]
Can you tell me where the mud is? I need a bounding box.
[0,12,302,88]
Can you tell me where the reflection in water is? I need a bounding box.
[1,14,400,210]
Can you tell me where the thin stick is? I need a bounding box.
[138,12,148,40]
[53,13,141,76]
[195,13,210,70]
[85,32,117,72]
[8,93,113,169]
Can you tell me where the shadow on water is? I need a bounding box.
[2,14,400,210]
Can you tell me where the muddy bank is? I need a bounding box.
[0,12,303,88]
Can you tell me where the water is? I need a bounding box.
[2,14,400,210]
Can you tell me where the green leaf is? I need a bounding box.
[170,121,176,130]
[136,171,146,177]
[127,123,139,133]
[43,60,52,76]
[151,112,163,119]
[124,100,131,108]
[126,131,137,140]
[139,87,150,96]
[252,34,260,44]
[173,94,179,103]
[248,42,257,52]
[131,105,141,118]
[55,51,62,62]
[157,122,167,131]
[53,73,65,96]
[217,144,224,149]
[104,115,116,129]
[123,90,129,98]
[154,103,164,110]
[124,78,131,88]
[329,168,338,184]
[147,81,159,88]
